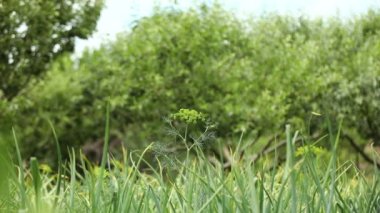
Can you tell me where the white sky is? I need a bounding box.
[75,0,380,55]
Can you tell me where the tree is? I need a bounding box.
[0,0,103,100]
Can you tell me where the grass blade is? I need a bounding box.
[48,120,63,209]
[12,127,27,210]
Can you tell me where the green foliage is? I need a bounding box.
[0,0,103,100]
[296,145,328,158]
[2,56,90,161]
[0,141,12,202]
[1,128,380,212]
[3,4,380,161]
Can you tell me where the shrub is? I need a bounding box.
[3,4,380,162]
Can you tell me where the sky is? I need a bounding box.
[75,0,380,55]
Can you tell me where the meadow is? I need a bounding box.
[1,3,380,212]
[0,107,379,212]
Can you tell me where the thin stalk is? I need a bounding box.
[48,120,63,209]
[30,157,41,212]
[93,101,111,213]
[285,125,297,213]
[12,127,26,210]
[69,148,76,211]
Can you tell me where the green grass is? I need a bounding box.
[1,124,380,213]
[1,106,379,212]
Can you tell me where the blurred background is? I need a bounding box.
[76,0,380,54]
[1,0,380,170]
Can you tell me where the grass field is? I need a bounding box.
[1,117,379,213]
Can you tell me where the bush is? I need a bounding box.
[0,0,103,100]
[3,4,380,162]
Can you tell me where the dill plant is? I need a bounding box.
[153,109,216,170]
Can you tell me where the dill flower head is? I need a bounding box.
[170,109,206,125]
